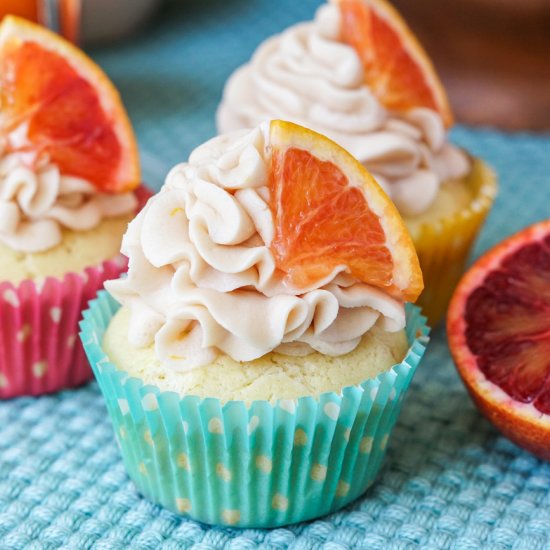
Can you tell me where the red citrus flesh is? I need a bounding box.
[270,147,393,290]
[339,0,453,126]
[448,220,550,460]
[268,120,423,303]
[465,236,550,413]
[0,17,139,193]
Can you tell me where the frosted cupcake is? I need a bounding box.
[217,0,497,325]
[81,120,429,527]
[0,16,146,398]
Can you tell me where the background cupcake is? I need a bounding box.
[217,0,497,325]
[0,17,146,398]
[81,120,429,527]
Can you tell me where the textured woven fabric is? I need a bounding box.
[1,0,550,548]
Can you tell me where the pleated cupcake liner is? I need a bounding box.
[0,185,153,399]
[81,291,430,528]
[0,258,130,399]
[412,158,497,326]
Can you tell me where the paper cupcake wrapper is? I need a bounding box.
[411,158,497,326]
[0,185,153,399]
[81,291,430,528]
[0,258,129,399]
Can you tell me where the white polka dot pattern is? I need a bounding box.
[221,510,240,525]
[208,418,224,434]
[2,289,19,307]
[176,498,191,513]
[323,402,340,421]
[311,464,327,482]
[141,394,158,411]
[272,494,289,511]
[177,453,190,471]
[247,415,259,434]
[294,429,308,446]
[16,324,30,343]
[49,307,62,323]
[32,361,47,378]
[216,463,232,482]
[360,436,374,454]
[255,455,272,473]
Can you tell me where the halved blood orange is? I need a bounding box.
[338,0,453,127]
[448,220,550,460]
[0,16,139,193]
[268,120,423,303]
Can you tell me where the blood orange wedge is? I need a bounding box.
[268,120,423,303]
[448,220,550,460]
[338,0,453,127]
[0,16,139,193]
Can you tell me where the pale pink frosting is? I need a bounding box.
[0,122,137,253]
[216,2,470,216]
[106,126,406,372]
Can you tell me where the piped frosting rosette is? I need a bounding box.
[107,126,407,372]
[0,126,137,253]
[0,186,150,399]
[217,2,469,217]
[0,121,145,399]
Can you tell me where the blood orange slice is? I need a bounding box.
[268,120,423,303]
[0,16,139,193]
[339,0,453,127]
[448,220,550,460]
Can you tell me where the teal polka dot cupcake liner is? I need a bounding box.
[80,291,430,528]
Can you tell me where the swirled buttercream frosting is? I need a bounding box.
[106,125,406,372]
[217,2,469,216]
[0,122,137,253]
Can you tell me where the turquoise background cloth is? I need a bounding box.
[1,0,550,547]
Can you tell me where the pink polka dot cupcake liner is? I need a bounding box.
[0,258,130,398]
[0,186,153,399]
[80,291,430,528]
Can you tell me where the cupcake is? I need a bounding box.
[81,120,429,527]
[217,0,497,325]
[0,16,147,398]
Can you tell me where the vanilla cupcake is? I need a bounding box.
[0,16,148,398]
[81,121,429,527]
[217,0,497,324]
[0,169,147,398]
